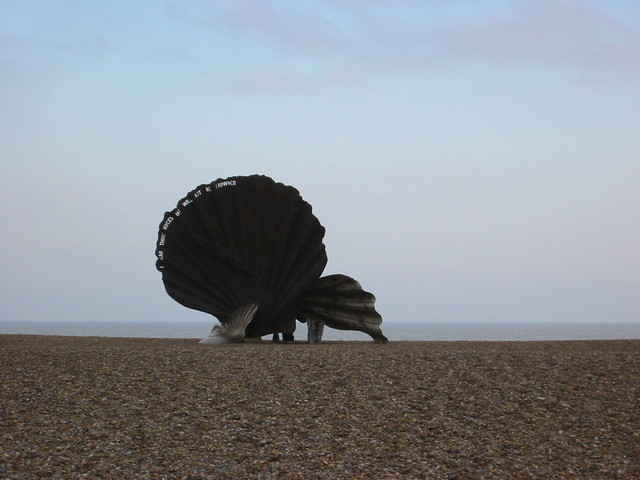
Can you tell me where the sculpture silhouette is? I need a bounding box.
[155,175,387,344]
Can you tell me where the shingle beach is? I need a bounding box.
[1,335,639,479]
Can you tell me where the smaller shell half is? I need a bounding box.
[297,274,388,343]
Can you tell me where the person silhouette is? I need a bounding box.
[282,332,294,342]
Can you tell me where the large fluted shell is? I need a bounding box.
[155,175,327,338]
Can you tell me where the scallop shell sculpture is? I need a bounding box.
[155,175,387,344]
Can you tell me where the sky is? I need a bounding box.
[1,0,639,327]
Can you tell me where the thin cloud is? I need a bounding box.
[430,1,640,79]
[171,0,640,89]
[140,46,202,69]
[174,0,349,57]
[0,33,113,66]
[225,69,317,92]
[225,66,364,92]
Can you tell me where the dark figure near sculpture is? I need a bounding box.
[155,175,387,344]
[272,333,294,343]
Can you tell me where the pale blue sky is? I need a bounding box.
[2,0,639,326]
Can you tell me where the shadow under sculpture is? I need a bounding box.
[155,175,387,344]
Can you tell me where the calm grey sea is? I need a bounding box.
[1,321,638,341]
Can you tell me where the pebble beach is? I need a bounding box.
[1,335,639,479]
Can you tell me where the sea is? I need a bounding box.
[0,321,638,342]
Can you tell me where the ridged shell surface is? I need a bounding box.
[297,274,388,343]
[155,175,327,337]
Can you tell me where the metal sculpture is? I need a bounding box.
[155,175,387,344]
